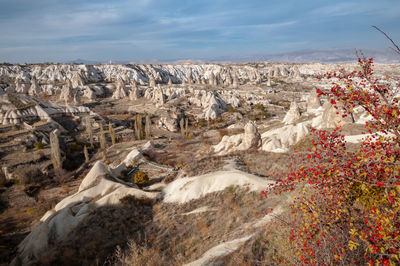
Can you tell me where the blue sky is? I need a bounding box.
[0,0,399,63]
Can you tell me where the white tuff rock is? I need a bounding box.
[213,121,261,155]
[283,102,301,125]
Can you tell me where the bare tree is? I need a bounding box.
[185,117,189,137]
[50,130,63,177]
[145,115,151,139]
[86,117,94,148]
[109,122,116,145]
[83,145,89,163]
[134,114,143,140]
[100,123,107,151]
[180,118,185,136]
[372,26,400,54]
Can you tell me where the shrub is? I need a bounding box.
[34,142,44,150]
[197,119,206,128]
[262,56,400,265]
[13,165,44,185]
[66,142,83,155]
[119,195,153,206]
[115,240,166,266]
[134,171,149,186]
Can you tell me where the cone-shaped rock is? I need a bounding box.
[283,101,301,125]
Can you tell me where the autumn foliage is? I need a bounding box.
[262,57,400,265]
[134,171,149,186]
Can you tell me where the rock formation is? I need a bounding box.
[12,144,157,265]
[213,121,262,155]
[307,89,321,111]
[232,74,239,89]
[266,78,272,87]
[283,102,301,125]
[312,101,353,129]
[15,79,29,94]
[199,91,227,120]
[149,75,156,87]
[59,80,73,103]
[28,77,41,96]
[71,71,85,88]
[153,85,165,107]
[83,86,96,101]
[112,79,127,100]
[187,69,193,84]
[129,88,140,101]
[0,93,91,125]
[158,116,178,132]
[261,121,310,153]
[209,72,216,86]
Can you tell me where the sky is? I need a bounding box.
[0,0,399,63]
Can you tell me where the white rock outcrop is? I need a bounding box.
[112,79,127,100]
[83,86,96,101]
[163,168,272,204]
[312,101,353,129]
[0,93,91,125]
[307,89,321,111]
[28,77,41,95]
[129,81,141,101]
[213,121,261,155]
[261,121,310,153]
[71,71,85,88]
[59,80,73,103]
[199,91,227,120]
[13,145,157,265]
[158,116,178,132]
[15,79,29,94]
[282,102,301,125]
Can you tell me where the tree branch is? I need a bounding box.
[372,26,400,54]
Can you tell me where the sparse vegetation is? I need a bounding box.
[12,165,44,185]
[1,42,399,266]
[34,142,44,150]
[134,171,149,186]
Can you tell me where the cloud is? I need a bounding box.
[0,0,398,62]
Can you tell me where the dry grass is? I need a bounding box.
[113,240,169,266]
[237,150,291,179]
[12,164,45,185]
[183,155,226,176]
[114,187,286,265]
[39,200,154,265]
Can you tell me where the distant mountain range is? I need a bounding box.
[67,58,102,64]
[67,47,400,65]
[209,47,400,64]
